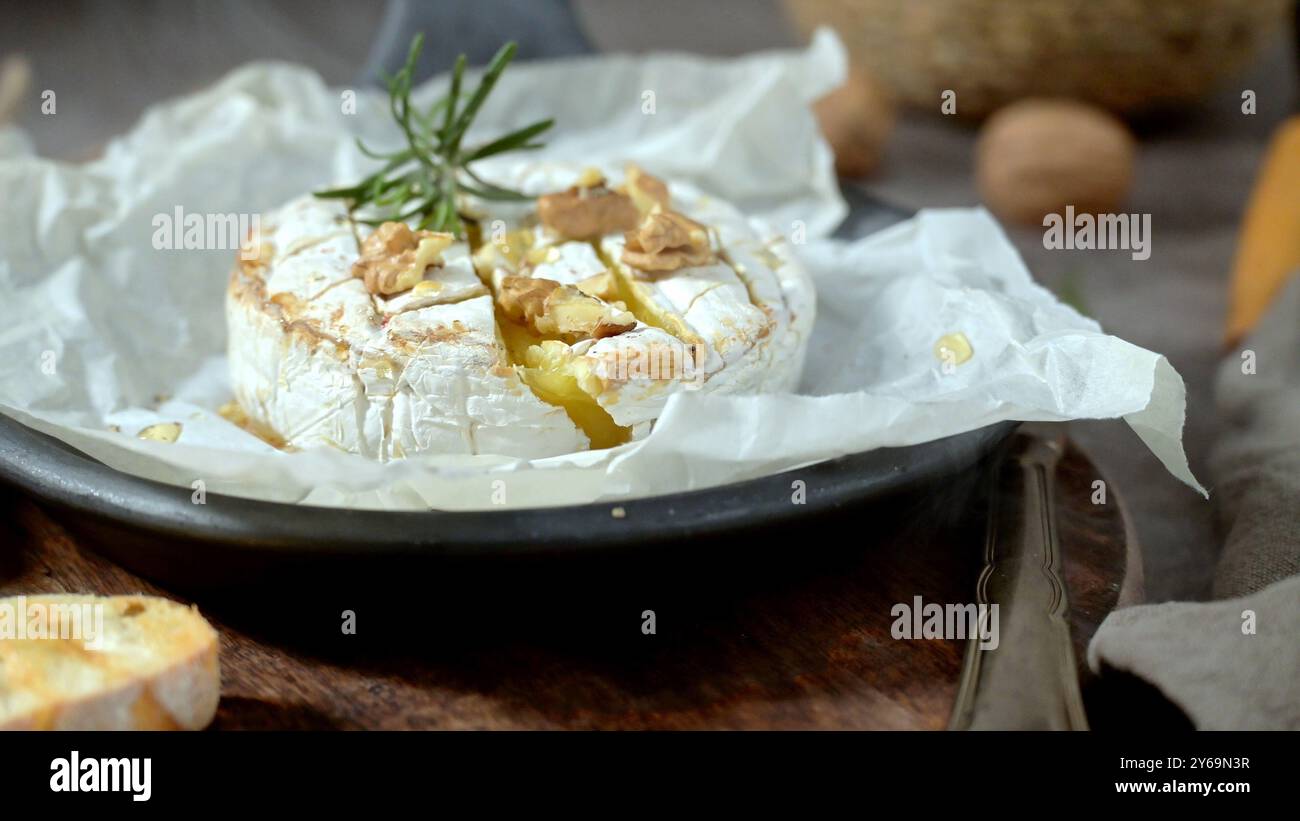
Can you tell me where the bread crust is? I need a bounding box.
[0,594,220,731]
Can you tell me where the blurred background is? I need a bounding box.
[1,0,1296,602]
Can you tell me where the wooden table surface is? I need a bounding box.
[0,434,1138,730]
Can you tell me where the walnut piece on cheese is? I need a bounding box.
[536,164,673,242]
[537,174,641,241]
[351,221,453,295]
[622,210,716,273]
[498,275,636,342]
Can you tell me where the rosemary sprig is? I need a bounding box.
[315,34,552,237]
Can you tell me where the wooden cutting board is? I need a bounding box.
[0,431,1138,729]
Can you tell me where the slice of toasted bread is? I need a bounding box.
[0,594,220,730]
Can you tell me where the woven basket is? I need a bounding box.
[784,0,1293,118]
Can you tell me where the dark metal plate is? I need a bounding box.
[0,189,1017,586]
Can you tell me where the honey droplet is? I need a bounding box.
[934,332,973,368]
[137,422,182,443]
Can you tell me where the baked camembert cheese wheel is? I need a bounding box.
[226,165,814,459]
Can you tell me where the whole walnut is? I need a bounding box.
[976,99,1136,225]
[814,69,896,179]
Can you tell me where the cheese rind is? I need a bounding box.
[227,197,587,459]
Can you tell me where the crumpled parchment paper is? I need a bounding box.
[0,29,1204,510]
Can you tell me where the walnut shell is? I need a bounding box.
[976,99,1136,225]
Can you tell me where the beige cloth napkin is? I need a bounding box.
[1088,276,1300,730]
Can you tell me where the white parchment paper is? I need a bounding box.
[0,30,1204,510]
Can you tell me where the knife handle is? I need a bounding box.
[949,425,1089,730]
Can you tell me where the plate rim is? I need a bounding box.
[0,412,1017,556]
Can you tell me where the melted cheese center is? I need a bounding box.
[591,242,700,345]
[470,223,631,449]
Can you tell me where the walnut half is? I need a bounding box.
[352,222,453,295]
[498,276,635,341]
[621,210,715,273]
[536,165,675,242]
[537,168,642,241]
